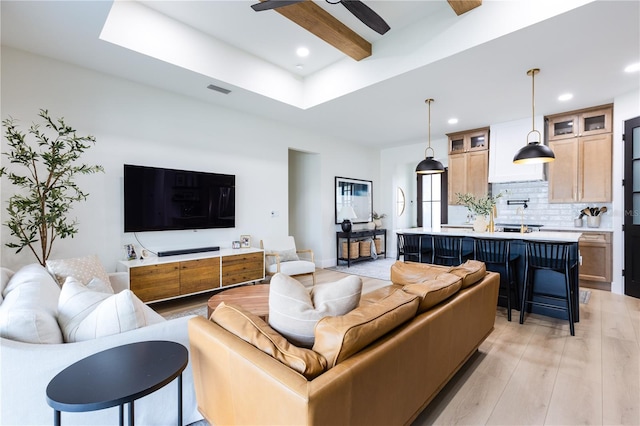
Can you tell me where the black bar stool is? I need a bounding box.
[396,233,424,262]
[519,240,577,336]
[432,235,472,266]
[474,238,519,321]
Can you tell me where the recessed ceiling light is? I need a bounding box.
[558,93,573,101]
[448,118,458,125]
[296,47,309,58]
[625,62,640,73]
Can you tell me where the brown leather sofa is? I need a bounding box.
[188,260,499,426]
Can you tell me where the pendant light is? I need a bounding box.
[513,68,555,164]
[416,99,445,174]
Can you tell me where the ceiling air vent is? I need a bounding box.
[207,84,231,95]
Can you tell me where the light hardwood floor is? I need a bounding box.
[154,269,640,426]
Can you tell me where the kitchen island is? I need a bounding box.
[396,227,582,323]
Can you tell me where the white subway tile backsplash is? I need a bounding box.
[448,181,612,229]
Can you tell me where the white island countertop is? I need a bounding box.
[396,227,582,243]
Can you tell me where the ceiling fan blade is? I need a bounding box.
[251,0,306,12]
[339,0,390,35]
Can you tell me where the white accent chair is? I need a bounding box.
[260,236,316,285]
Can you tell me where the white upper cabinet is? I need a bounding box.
[488,116,546,183]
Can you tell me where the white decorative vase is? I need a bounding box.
[374,219,383,229]
[473,216,488,233]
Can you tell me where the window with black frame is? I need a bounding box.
[417,169,448,227]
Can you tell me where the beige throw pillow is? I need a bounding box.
[212,302,327,380]
[47,254,113,290]
[268,273,362,347]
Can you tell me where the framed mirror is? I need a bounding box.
[397,187,406,216]
[335,177,372,224]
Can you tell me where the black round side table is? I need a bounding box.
[46,340,188,426]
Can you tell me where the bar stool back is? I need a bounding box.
[432,235,471,266]
[474,238,519,321]
[519,240,577,335]
[397,234,424,262]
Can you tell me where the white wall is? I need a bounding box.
[612,89,640,295]
[0,47,379,272]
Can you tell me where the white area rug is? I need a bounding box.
[328,257,396,281]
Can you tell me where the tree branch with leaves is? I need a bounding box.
[0,109,103,265]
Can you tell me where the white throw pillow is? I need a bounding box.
[46,254,113,291]
[0,267,63,343]
[57,277,164,342]
[268,273,362,347]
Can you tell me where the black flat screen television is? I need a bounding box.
[124,164,235,232]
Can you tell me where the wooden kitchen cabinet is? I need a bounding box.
[579,232,612,290]
[548,105,612,141]
[547,105,612,203]
[448,127,489,204]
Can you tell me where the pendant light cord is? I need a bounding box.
[425,98,434,157]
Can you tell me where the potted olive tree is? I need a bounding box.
[0,109,103,265]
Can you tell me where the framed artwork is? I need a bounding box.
[240,235,251,248]
[124,244,137,261]
[335,176,373,224]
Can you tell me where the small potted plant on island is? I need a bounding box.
[456,192,502,233]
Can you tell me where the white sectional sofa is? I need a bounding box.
[0,261,202,425]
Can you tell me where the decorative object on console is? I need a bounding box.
[513,68,556,164]
[372,211,386,229]
[337,205,357,232]
[124,244,137,260]
[0,109,104,265]
[240,235,251,248]
[416,99,445,175]
[232,240,241,249]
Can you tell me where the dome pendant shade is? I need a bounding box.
[416,98,444,175]
[513,142,555,164]
[514,68,555,165]
[416,155,445,174]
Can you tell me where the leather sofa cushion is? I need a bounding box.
[313,289,419,368]
[402,273,462,313]
[390,261,451,286]
[449,260,487,288]
[212,302,327,380]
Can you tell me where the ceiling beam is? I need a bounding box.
[273,1,372,61]
[447,0,482,16]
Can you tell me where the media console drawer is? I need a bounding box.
[221,252,264,287]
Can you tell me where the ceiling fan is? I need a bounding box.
[251,0,391,35]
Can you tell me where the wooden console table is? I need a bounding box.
[336,229,386,267]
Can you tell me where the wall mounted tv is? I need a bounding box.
[124,164,235,232]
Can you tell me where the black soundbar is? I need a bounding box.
[158,246,220,257]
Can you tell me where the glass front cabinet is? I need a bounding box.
[548,105,612,141]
